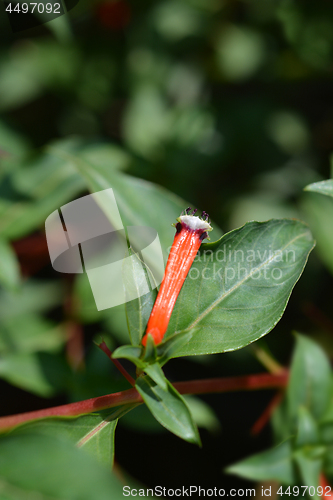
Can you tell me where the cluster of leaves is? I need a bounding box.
[228,179,333,498]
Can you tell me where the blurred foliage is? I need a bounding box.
[1,0,333,497]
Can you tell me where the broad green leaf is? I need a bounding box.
[302,192,333,275]
[166,219,314,356]
[287,335,331,422]
[12,139,85,200]
[0,433,125,499]
[304,179,333,198]
[0,139,128,240]
[11,406,132,467]
[295,407,320,447]
[0,281,63,321]
[135,375,201,445]
[78,144,131,173]
[0,314,66,354]
[0,239,20,291]
[0,352,57,396]
[124,248,157,345]
[0,140,86,240]
[226,441,295,484]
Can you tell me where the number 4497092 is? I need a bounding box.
[277,485,332,497]
[5,3,61,14]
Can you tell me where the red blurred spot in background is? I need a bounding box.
[96,0,131,30]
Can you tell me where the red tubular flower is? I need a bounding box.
[142,209,212,346]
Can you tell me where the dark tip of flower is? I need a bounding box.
[175,222,182,233]
[185,207,192,214]
[200,231,208,241]
[191,208,198,215]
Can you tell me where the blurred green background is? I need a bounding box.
[1,0,333,494]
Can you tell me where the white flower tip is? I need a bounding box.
[178,215,213,232]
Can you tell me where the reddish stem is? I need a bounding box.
[0,371,288,432]
[66,321,85,371]
[251,391,284,435]
[97,341,136,387]
[173,370,288,395]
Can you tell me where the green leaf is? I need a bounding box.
[156,329,195,365]
[0,139,129,241]
[112,345,144,368]
[304,179,333,198]
[226,441,295,484]
[124,248,157,345]
[295,407,320,447]
[0,352,57,396]
[166,219,314,356]
[142,333,158,363]
[0,140,88,240]
[287,335,331,422]
[144,363,168,390]
[12,139,85,201]
[293,447,324,497]
[0,433,125,499]
[183,396,220,433]
[271,397,292,443]
[302,191,333,275]
[0,239,20,291]
[0,281,63,321]
[0,314,66,354]
[11,407,132,467]
[120,403,165,433]
[135,375,201,445]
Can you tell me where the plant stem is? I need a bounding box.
[97,340,136,387]
[0,371,288,432]
[251,390,284,435]
[251,345,284,374]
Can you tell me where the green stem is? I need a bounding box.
[0,370,288,432]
